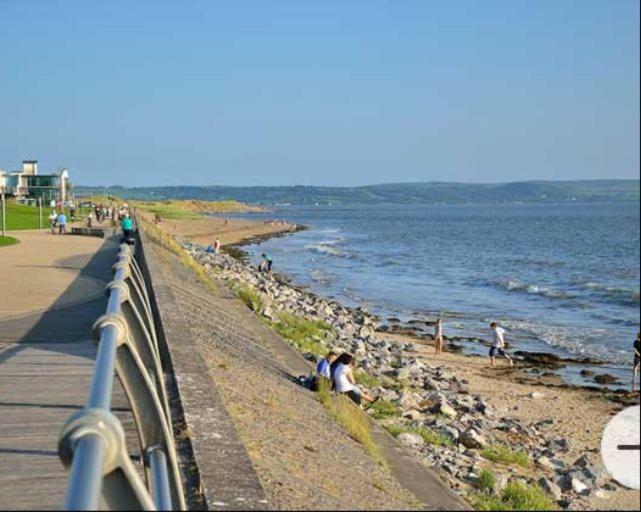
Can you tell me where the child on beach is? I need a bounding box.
[259,253,273,272]
[434,317,444,355]
[489,322,514,367]
[633,331,640,392]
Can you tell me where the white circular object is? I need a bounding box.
[600,406,640,490]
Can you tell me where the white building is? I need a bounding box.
[0,160,71,202]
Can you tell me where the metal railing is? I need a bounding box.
[58,240,185,510]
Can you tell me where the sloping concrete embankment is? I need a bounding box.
[137,229,270,510]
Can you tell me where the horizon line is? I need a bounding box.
[76,177,641,189]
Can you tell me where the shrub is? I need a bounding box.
[142,218,218,293]
[353,368,381,389]
[477,469,496,493]
[233,282,264,312]
[472,482,557,511]
[369,399,401,419]
[270,311,332,357]
[385,423,453,447]
[480,444,530,468]
[316,379,385,465]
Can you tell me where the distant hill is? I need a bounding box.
[76,180,640,205]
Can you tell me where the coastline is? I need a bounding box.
[138,210,304,248]
[177,234,639,511]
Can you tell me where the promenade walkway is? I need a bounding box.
[0,230,137,510]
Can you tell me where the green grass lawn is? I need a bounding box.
[1,201,76,230]
[0,235,19,247]
[1,201,42,230]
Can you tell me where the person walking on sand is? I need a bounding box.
[632,331,640,392]
[434,317,444,355]
[489,322,513,367]
[57,211,67,234]
[48,210,58,234]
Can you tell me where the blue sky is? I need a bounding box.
[0,0,638,186]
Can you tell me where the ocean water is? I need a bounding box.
[237,203,640,376]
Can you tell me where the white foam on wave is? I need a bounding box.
[581,281,640,306]
[305,242,343,256]
[503,319,630,366]
[499,279,571,299]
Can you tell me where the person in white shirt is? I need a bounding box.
[330,353,378,406]
[489,322,513,367]
[48,211,58,234]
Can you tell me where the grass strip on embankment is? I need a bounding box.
[0,235,19,247]
[141,217,218,293]
[316,378,386,466]
[227,279,386,464]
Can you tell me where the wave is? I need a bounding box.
[305,242,343,256]
[580,282,640,307]
[309,268,333,285]
[506,320,631,367]
[495,279,572,300]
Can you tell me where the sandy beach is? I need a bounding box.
[139,211,300,247]
[383,333,640,510]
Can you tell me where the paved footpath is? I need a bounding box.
[0,231,138,510]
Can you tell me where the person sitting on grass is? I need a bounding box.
[316,351,337,381]
[489,322,514,367]
[331,352,378,406]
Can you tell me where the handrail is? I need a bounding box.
[58,238,185,511]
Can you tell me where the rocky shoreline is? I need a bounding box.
[182,239,639,510]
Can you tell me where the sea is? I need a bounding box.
[234,203,640,388]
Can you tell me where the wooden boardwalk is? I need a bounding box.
[0,231,139,510]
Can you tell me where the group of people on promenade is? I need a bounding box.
[47,200,134,238]
[316,351,379,406]
[48,209,68,234]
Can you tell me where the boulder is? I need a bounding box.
[435,402,458,419]
[529,391,545,400]
[458,429,488,450]
[403,410,424,421]
[440,426,460,441]
[548,438,571,453]
[397,391,423,411]
[538,477,563,500]
[397,432,425,450]
[571,477,590,496]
